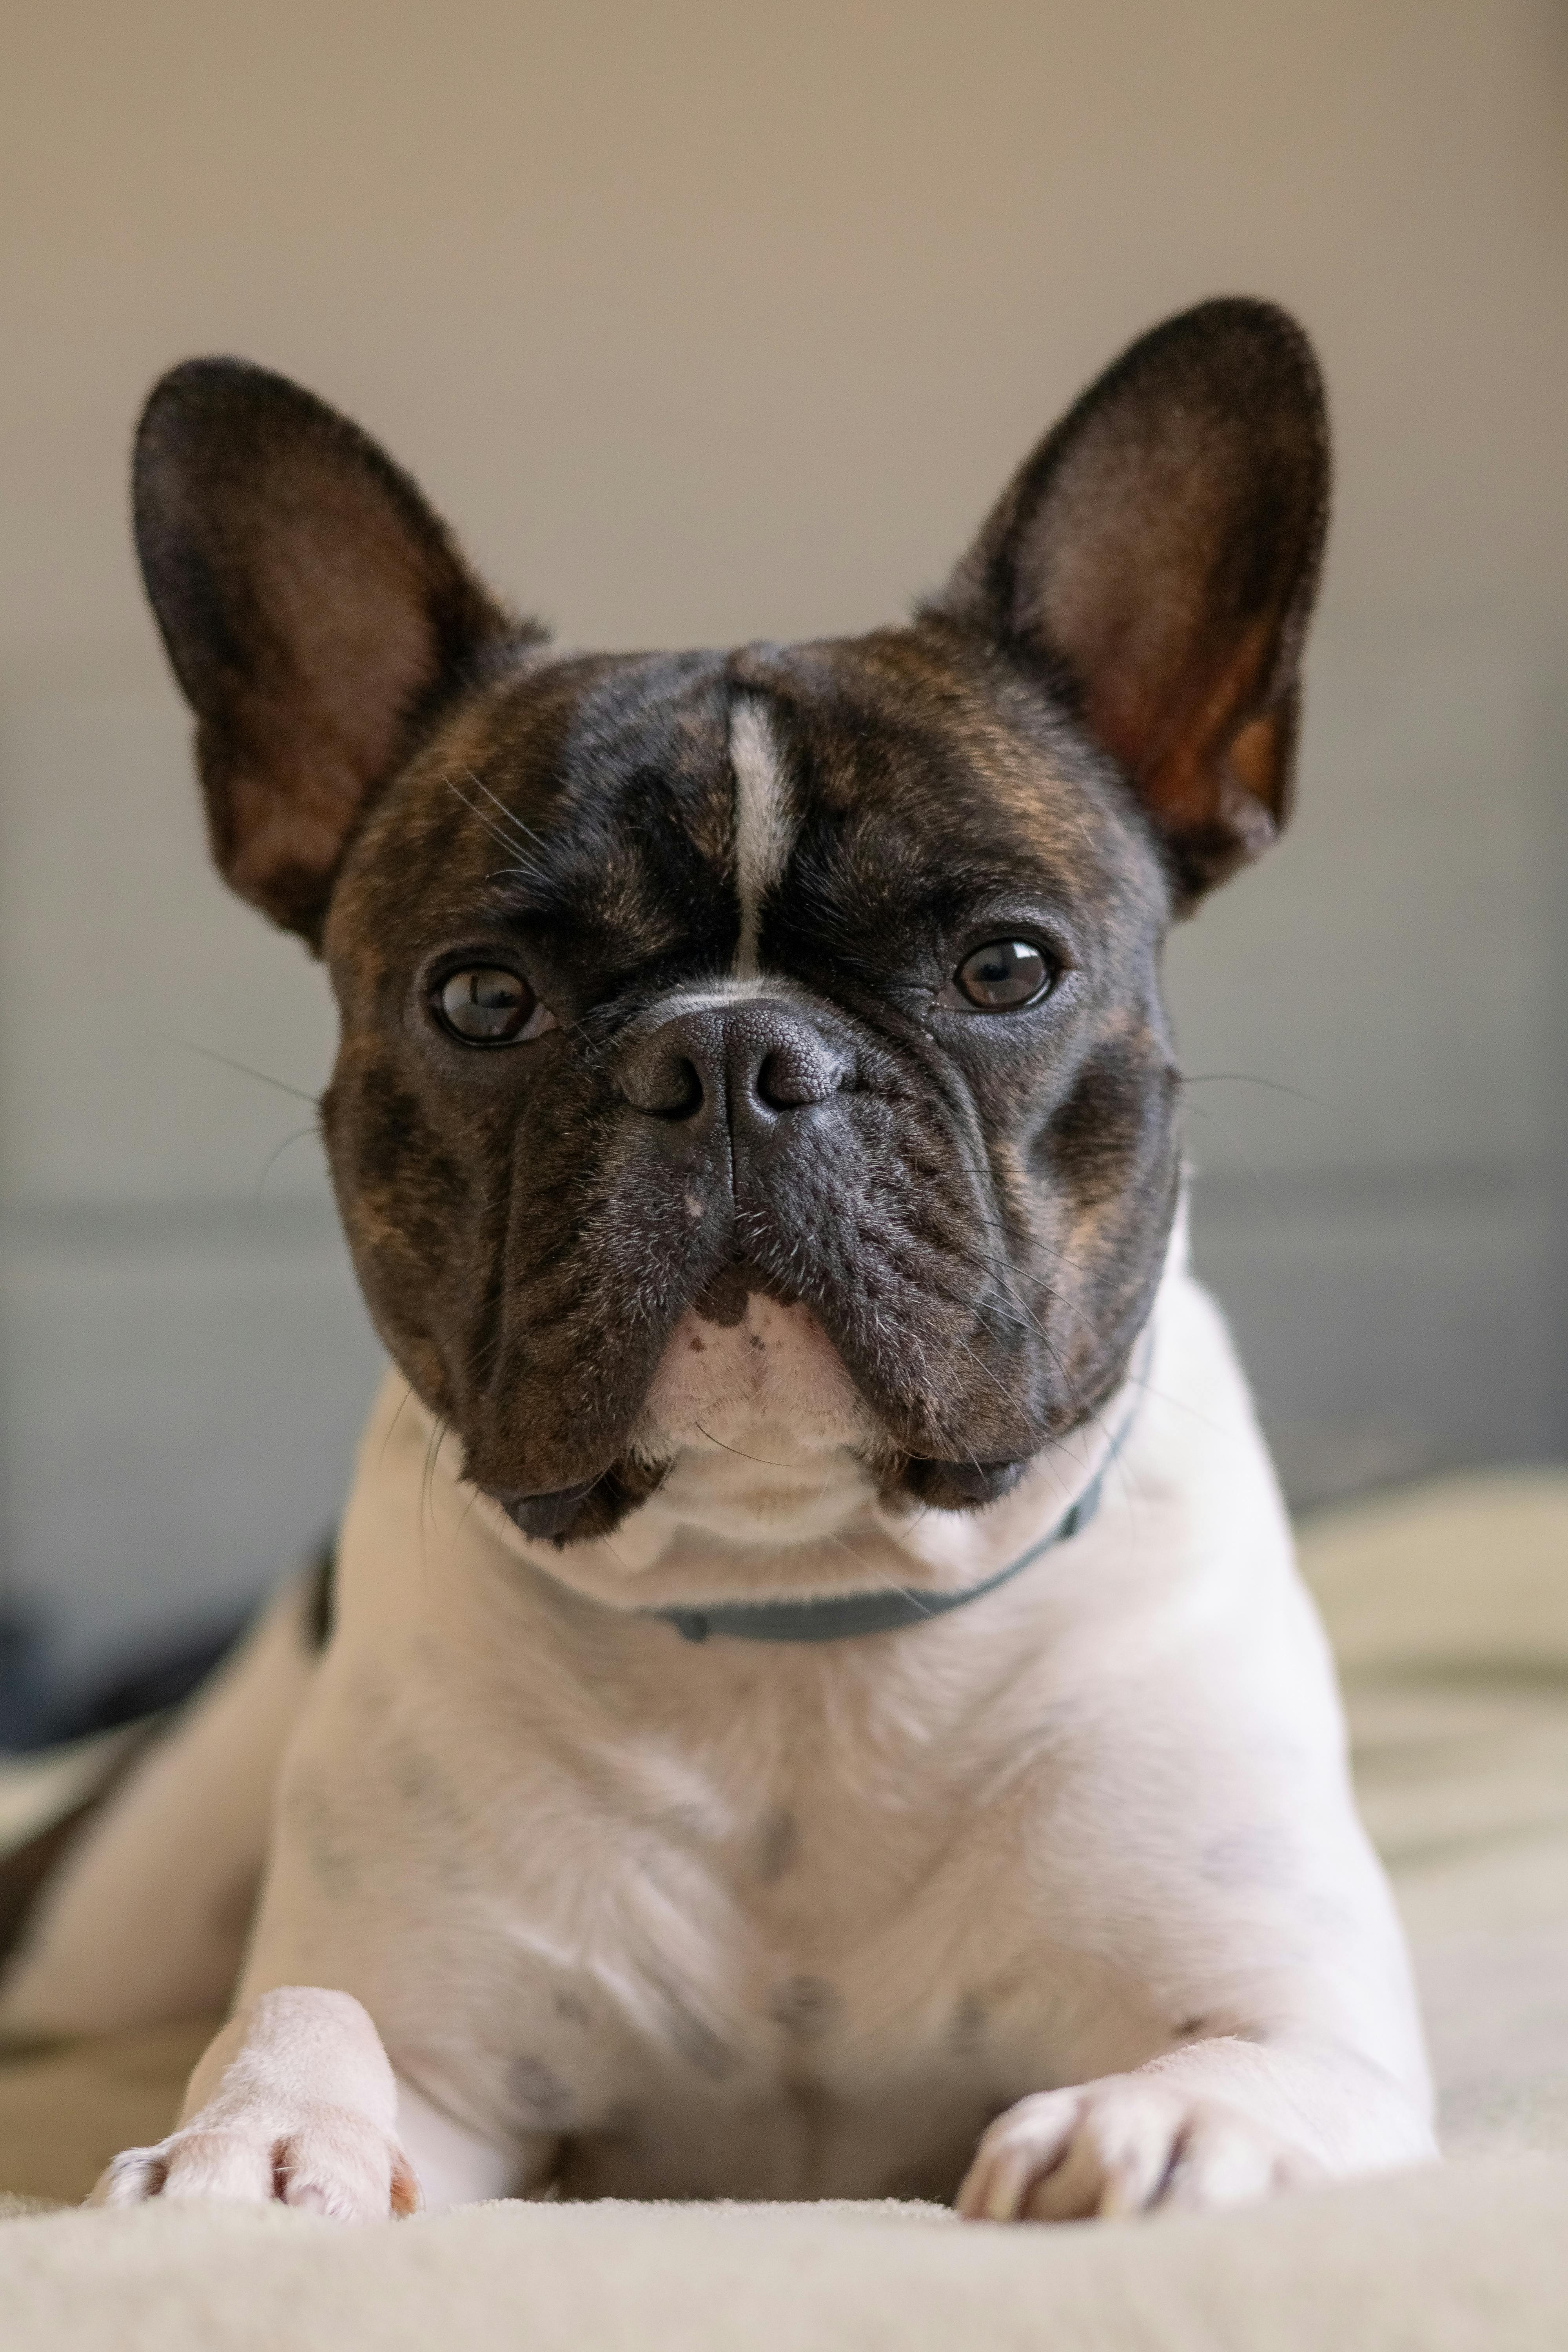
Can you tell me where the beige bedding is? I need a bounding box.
[3,1468,1566,2347]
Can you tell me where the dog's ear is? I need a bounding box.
[938,299,1328,904]
[134,360,529,942]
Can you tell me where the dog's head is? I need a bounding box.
[134,301,1326,1544]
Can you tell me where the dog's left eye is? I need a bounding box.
[433,967,557,1045]
[947,940,1053,1012]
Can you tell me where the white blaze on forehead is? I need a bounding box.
[729,695,795,976]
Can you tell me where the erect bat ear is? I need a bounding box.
[133,359,532,944]
[938,298,1329,905]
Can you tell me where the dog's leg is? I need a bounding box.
[90,1988,418,2218]
[90,1986,544,2218]
[949,1273,1436,2225]
[957,2034,1431,2222]
[952,1662,1436,2224]
[394,2074,539,2214]
[0,1565,323,2040]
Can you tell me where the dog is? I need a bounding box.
[0,299,1435,2221]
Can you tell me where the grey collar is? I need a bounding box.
[648,1378,1142,1646]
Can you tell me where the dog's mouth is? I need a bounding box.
[495,1259,851,1546]
[492,1257,1031,1546]
[503,1476,614,1542]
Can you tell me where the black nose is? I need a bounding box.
[618,1000,851,1136]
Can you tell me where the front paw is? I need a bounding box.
[91,2108,420,2221]
[957,2075,1322,2222]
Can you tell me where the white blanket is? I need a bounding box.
[3,1469,1566,2347]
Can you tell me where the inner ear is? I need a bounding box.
[134,359,535,942]
[937,299,1329,904]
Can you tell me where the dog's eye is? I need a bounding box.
[434,967,555,1045]
[950,940,1053,1012]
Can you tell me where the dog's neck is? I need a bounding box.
[388,1214,1183,1624]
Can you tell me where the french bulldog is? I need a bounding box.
[0,299,1435,2221]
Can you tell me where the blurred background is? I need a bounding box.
[0,1,1564,1721]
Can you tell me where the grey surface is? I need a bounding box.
[1170,612,1568,1503]
[0,687,386,1679]
[0,1203,383,1682]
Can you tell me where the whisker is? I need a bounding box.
[1180,1070,1325,1106]
[461,766,554,857]
[255,1125,321,1196]
[692,1422,811,1472]
[441,773,545,871]
[421,1409,452,1544]
[160,1034,318,1105]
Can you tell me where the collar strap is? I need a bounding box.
[650,1375,1143,1647]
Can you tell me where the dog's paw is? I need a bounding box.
[956,2074,1323,2221]
[91,2108,420,2221]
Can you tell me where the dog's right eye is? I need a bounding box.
[433,967,555,1045]
[945,939,1054,1013]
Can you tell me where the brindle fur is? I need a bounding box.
[131,300,1327,1542]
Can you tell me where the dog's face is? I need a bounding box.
[133,302,1327,1542]
[317,629,1177,1537]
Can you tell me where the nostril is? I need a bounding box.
[755,1042,849,1111]
[619,1005,848,1125]
[622,1048,706,1120]
[657,1056,705,1121]
[755,1050,801,1110]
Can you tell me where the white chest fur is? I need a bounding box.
[232,1258,1425,2202]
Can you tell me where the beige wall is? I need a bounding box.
[4,2,1566,657]
[2,2,1565,1671]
